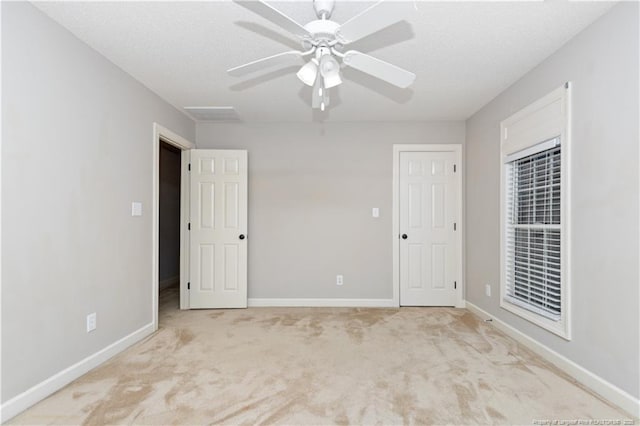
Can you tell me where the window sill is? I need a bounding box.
[500,298,571,341]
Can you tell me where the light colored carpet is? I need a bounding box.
[9,287,632,425]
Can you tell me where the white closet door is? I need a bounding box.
[189,150,247,309]
[399,151,458,306]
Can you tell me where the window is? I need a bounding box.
[500,85,570,339]
[505,139,561,320]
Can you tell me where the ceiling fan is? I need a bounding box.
[228,0,416,111]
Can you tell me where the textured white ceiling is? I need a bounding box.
[33,1,614,122]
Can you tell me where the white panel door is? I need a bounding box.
[399,151,458,306]
[189,150,248,309]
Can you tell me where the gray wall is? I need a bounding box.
[197,122,465,300]
[465,2,639,398]
[1,2,194,402]
[159,144,181,284]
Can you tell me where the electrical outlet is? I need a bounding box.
[485,284,491,297]
[86,313,97,332]
[336,275,343,286]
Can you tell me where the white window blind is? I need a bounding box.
[504,138,561,321]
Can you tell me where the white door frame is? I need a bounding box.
[392,144,464,308]
[152,123,195,331]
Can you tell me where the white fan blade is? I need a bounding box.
[228,51,303,76]
[343,50,415,88]
[337,1,405,45]
[233,0,311,39]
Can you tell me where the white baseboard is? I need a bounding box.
[159,275,179,290]
[465,301,639,418]
[0,322,155,423]
[248,298,397,308]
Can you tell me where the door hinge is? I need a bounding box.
[454,281,457,289]
[188,223,191,231]
[188,163,191,171]
[187,282,190,290]
[454,223,457,231]
[453,164,457,173]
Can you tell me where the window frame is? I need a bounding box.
[499,84,572,340]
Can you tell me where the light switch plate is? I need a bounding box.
[86,313,97,332]
[131,202,142,217]
[372,207,380,218]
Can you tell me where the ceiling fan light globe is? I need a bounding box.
[297,60,318,87]
[319,54,339,75]
[319,54,342,88]
[323,72,342,89]
[321,61,335,74]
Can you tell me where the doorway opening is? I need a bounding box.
[152,123,195,331]
[159,141,182,311]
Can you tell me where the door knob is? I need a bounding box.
[239,234,245,240]
[401,234,408,239]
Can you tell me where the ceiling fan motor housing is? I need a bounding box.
[303,19,341,46]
